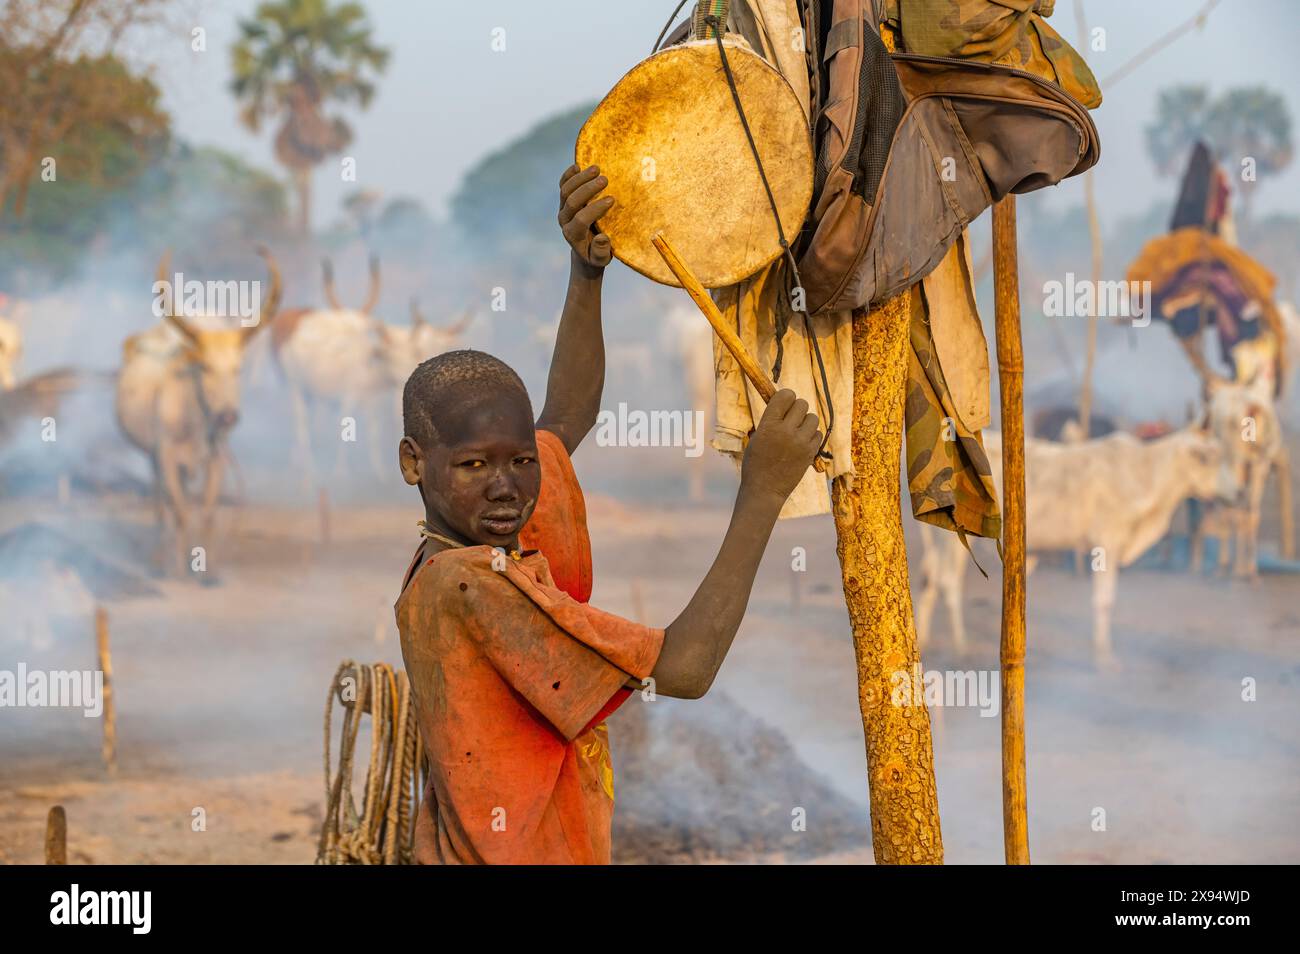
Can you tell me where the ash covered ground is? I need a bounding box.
[2,437,1297,863]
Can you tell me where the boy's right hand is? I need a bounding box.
[559,164,614,269]
[740,389,822,503]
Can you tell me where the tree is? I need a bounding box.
[1144,84,1293,223]
[0,0,170,220]
[231,0,390,236]
[0,140,290,290]
[1144,86,1212,178]
[451,103,596,249]
[1203,87,1293,224]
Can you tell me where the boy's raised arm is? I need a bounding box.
[536,164,615,454]
[647,390,822,699]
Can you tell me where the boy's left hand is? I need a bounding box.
[559,164,614,269]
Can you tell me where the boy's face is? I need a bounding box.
[400,395,540,550]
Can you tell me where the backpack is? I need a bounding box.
[795,0,1101,314]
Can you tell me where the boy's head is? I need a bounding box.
[400,349,539,549]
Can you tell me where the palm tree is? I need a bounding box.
[1203,87,1293,224]
[1143,85,1211,178]
[1144,84,1292,224]
[230,0,389,235]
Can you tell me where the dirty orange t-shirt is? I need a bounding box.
[395,428,664,865]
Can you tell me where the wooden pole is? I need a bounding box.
[830,289,943,864]
[1277,447,1295,561]
[45,806,67,864]
[1075,0,1103,441]
[652,233,828,473]
[993,197,1030,865]
[95,606,117,777]
[1078,165,1101,437]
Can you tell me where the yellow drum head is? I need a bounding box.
[576,39,813,290]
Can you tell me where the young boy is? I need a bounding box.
[395,164,821,865]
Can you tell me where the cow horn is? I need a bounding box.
[322,258,343,310]
[360,255,381,315]
[244,245,283,344]
[156,250,199,344]
[444,309,473,336]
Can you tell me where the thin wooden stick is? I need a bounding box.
[993,197,1029,865]
[653,232,828,473]
[45,806,67,865]
[1075,0,1102,441]
[1277,446,1295,561]
[95,606,116,777]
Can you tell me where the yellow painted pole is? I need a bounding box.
[993,197,1030,864]
[831,289,943,863]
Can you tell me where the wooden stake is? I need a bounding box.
[95,606,117,777]
[45,806,67,865]
[993,197,1030,865]
[1277,446,1295,561]
[1075,0,1103,440]
[652,233,828,473]
[831,289,943,864]
[1078,169,1100,437]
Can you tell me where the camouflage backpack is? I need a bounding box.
[795,0,1101,314]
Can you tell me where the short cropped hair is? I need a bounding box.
[402,349,531,448]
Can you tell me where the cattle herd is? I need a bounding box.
[0,264,1296,671]
[918,307,1300,668]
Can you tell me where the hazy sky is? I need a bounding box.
[156,0,1300,231]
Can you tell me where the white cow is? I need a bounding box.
[116,248,282,573]
[1191,375,1289,577]
[270,256,471,485]
[916,424,1228,669]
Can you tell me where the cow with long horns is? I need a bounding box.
[116,248,282,574]
[269,254,472,486]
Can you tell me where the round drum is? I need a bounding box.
[576,39,813,290]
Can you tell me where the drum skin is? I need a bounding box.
[576,39,813,290]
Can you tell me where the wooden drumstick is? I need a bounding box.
[652,232,829,474]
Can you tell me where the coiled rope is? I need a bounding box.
[317,660,425,865]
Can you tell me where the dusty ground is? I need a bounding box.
[1,444,1298,864]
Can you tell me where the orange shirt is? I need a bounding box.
[395,429,664,864]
